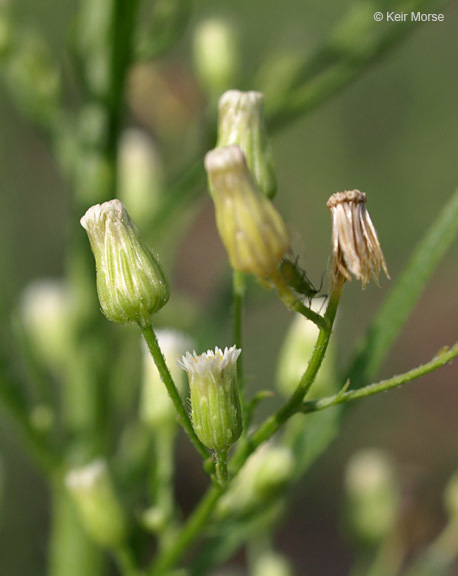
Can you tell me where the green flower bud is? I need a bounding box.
[118,129,164,230]
[192,17,239,96]
[81,199,169,326]
[217,444,295,519]
[140,330,192,430]
[277,305,336,399]
[217,90,276,198]
[65,459,127,548]
[178,346,242,452]
[19,279,73,373]
[444,471,458,520]
[345,449,399,546]
[205,145,290,278]
[252,551,294,576]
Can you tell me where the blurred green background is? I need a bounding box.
[0,0,457,574]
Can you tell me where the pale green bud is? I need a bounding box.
[178,346,242,452]
[81,200,169,326]
[140,330,192,430]
[205,146,290,278]
[192,17,239,96]
[19,279,72,373]
[217,444,295,518]
[277,304,336,399]
[345,449,399,546]
[444,471,458,520]
[65,459,127,548]
[217,90,276,198]
[118,129,164,229]
[252,551,294,576]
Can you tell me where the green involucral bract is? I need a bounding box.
[81,199,169,326]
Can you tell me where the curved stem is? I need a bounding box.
[302,342,458,414]
[270,271,328,331]
[149,486,223,576]
[141,324,210,462]
[230,279,342,473]
[149,280,344,575]
[233,270,247,428]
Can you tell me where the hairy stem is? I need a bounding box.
[141,325,210,461]
[302,342,458,414]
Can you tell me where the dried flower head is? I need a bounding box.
[327,190,389,288]
[178,346,242,452]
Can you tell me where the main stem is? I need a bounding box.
[231,279,342,473]
[233,270,246,428]
[141,324,210,461]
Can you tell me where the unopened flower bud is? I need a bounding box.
[65,459,127,548]
[192,17,239,96]
[252,551,294,576]
[19,279,72,373]
[178,346,242,452]
[444,471,458,520]
[118,129,164,229]
[81,199,169,326]
[276,304,336,399]
[327,190,389,289]
[140,330,192,430]
[205,145,290,278]
[217,444,295,518]
[345,449,398,546]
[217,90,276,198]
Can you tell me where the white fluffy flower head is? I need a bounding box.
[178,345,241,379]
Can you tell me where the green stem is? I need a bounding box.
[151,428,178,548]
[231,279,342,473]
[149,281,343,575]
[114,546,144,576]
[233,270,247,428]
[149,486,223,576]
[141,325,210,461]
[301,342,458,414]
[215,449,229,487]
[0,354,60,476]
[271,271,328,331]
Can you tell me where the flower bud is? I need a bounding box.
[444,471,458,520]
[276,303,336,399]
[118,129,164,229]
[344,449,399,546]
[19,279,72,373]
[327,190,389,289]
[217,90,276,198]
[81,199,169,326]
[217,444,295,518]
[65,459,127,548]
[178,346,242,452]
[205,145,290,278]
[192,17,239,96]
[140,330,192,430]
[252,551,294,576]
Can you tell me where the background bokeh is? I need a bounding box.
[0,0,457,574]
